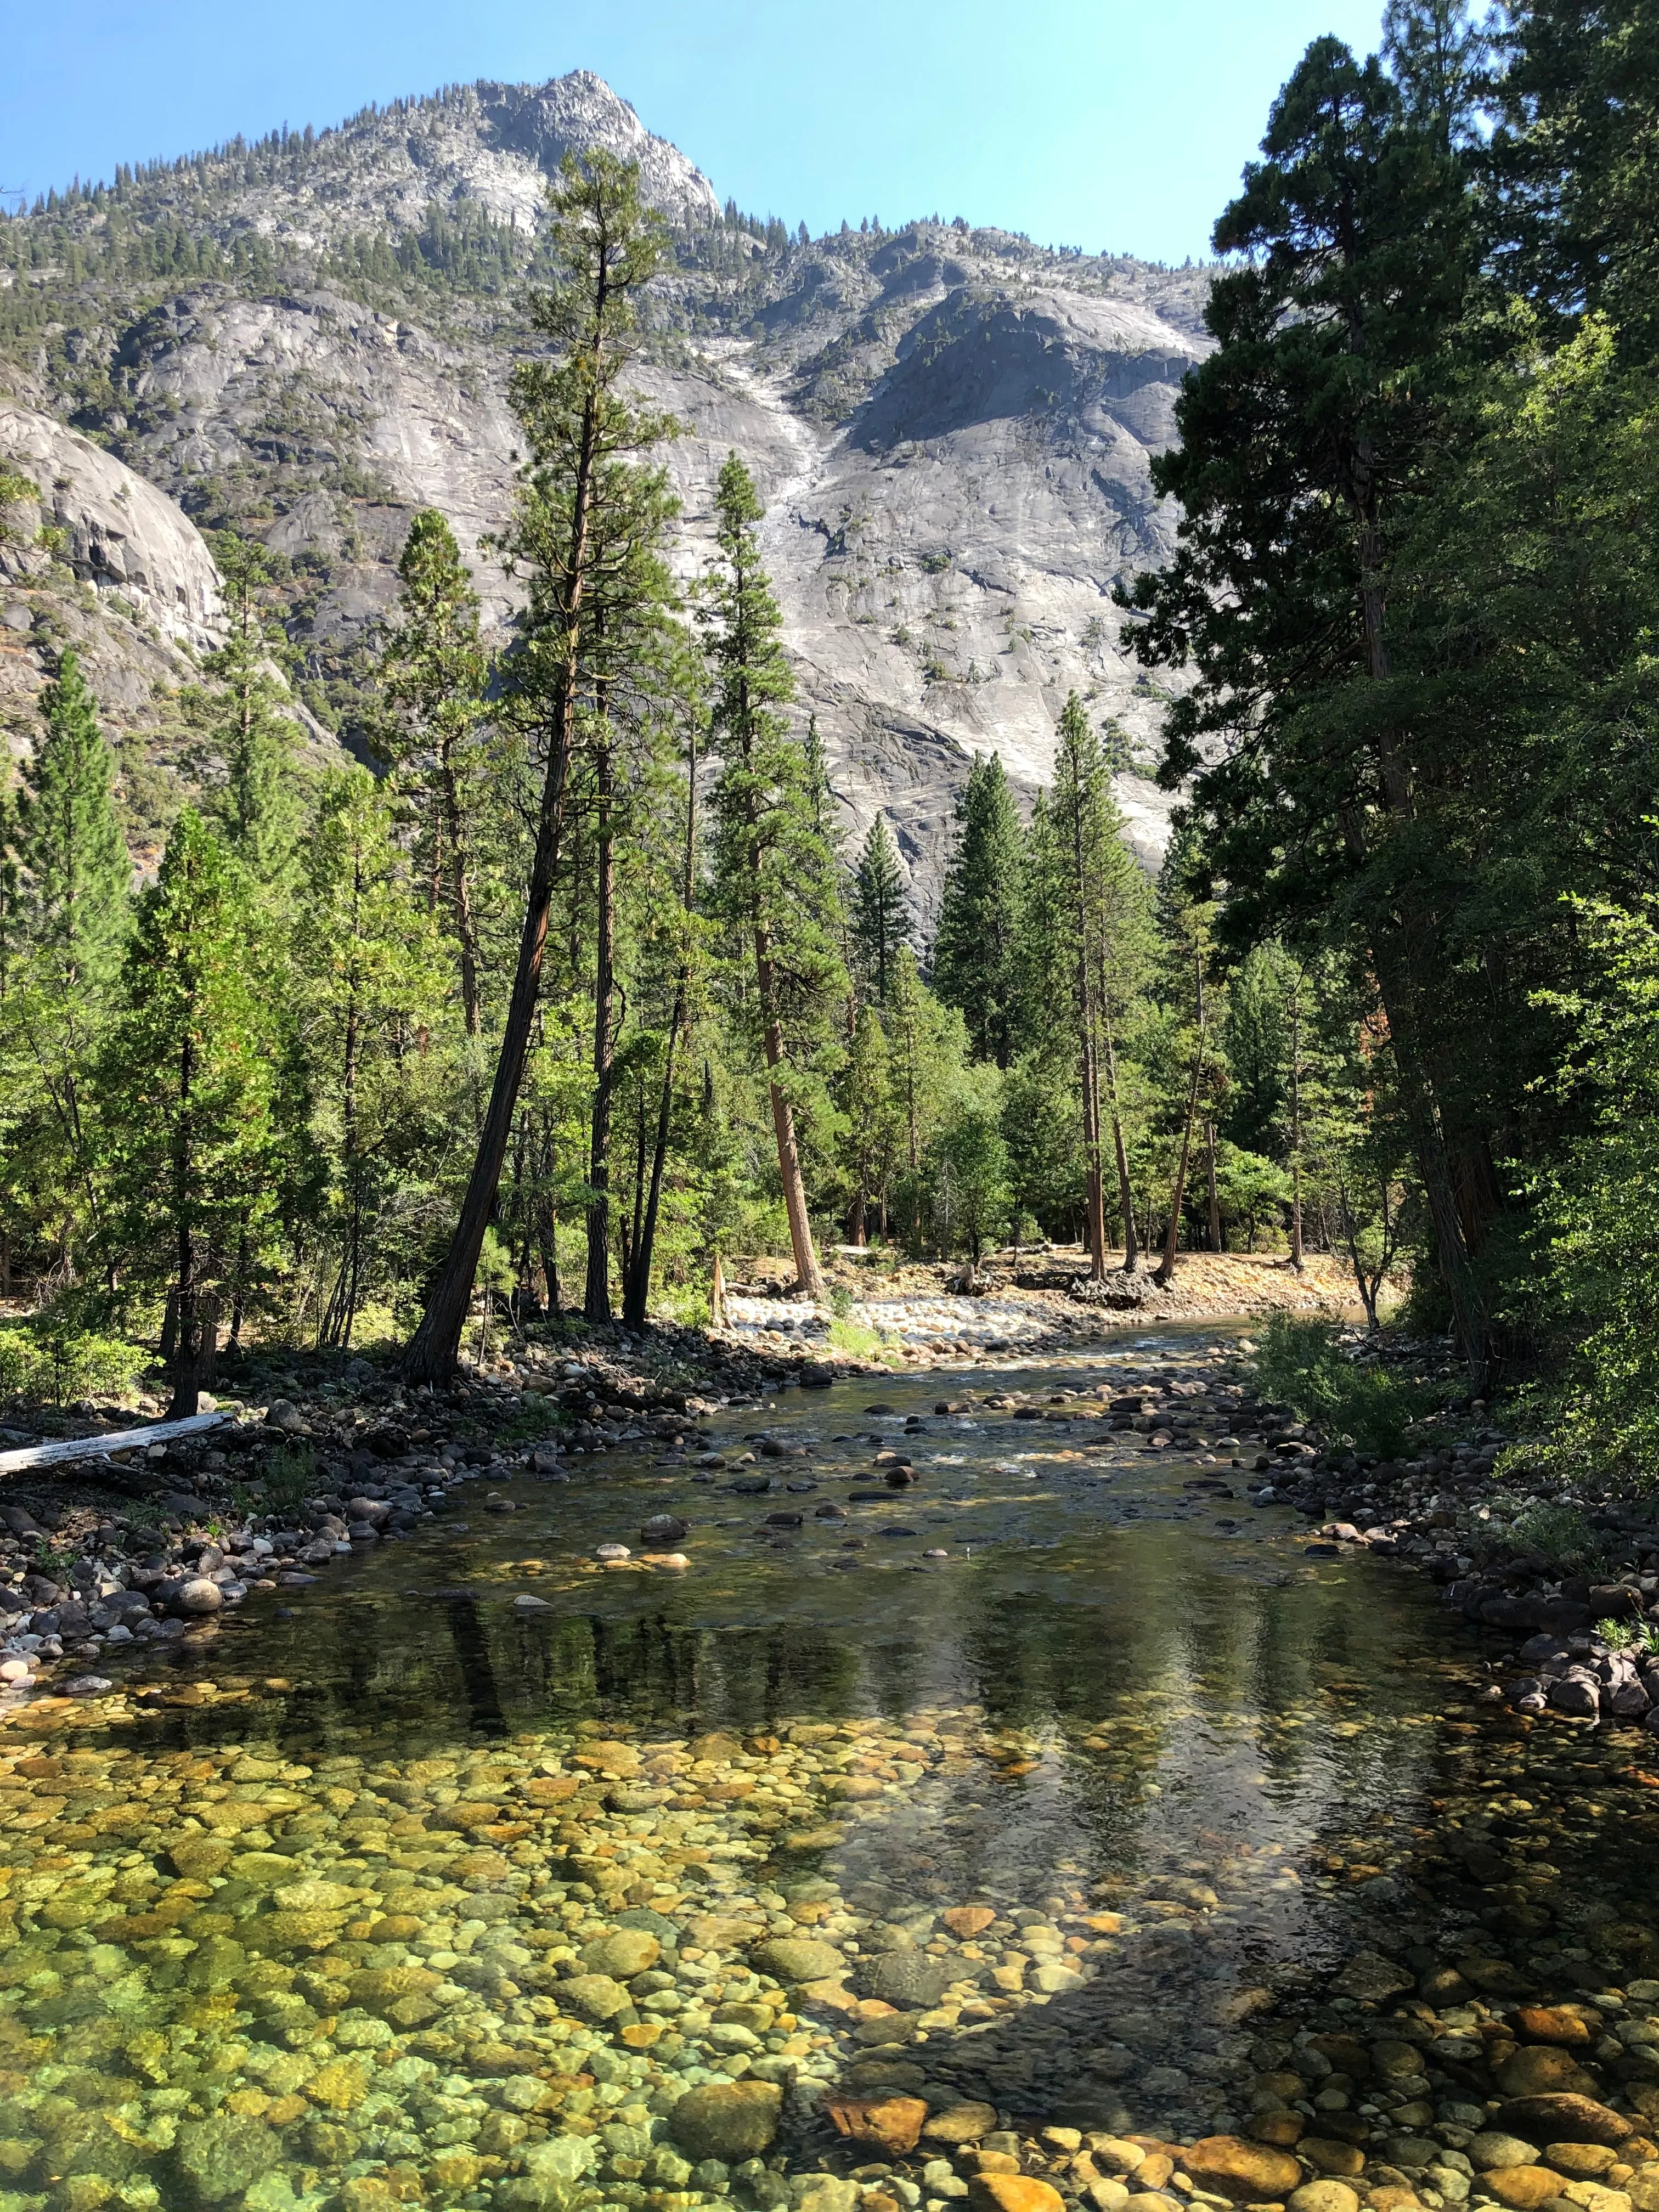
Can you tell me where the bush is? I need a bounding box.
[1499,1496,1605,1570]
[1252,1311,1437,1459]
[0,1322,144,1408]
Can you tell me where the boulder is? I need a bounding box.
[751,1936,848,1984]
[579,1929,660,1977]
[1497,2048,1600,2099]
[668,2080,782,2161]
[967,2181,1066,2212]
[557,1973,631,2021]
[826,2095,930,2154]
[1180,2135,1305,2202]
[862,1950,959,2008]
[1500,2097,1633,2147]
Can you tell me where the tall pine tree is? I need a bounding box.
[933,752,1023,1067]
[850,813,908,1005]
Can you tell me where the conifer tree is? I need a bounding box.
[2,651,130,1265]
[100,811,276,1414]
[850,812,908,1004]
[838,1002,897,1244]
[379,510,492,1036]
[194,535,302,890]
[402,151,674,1381]
[933,751,1023,1066]
[703,453,846,1301]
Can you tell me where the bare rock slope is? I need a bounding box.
[0,72,1207,916]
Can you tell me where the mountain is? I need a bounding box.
[0,71,1208,916]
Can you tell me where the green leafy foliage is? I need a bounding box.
[1252,1312,1437,1459]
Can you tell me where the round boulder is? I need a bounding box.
[172,1578,224,1617]
[1180,2136,1304,2203]
[580,1928,660,1977]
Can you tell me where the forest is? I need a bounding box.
[1,0,1656,1488]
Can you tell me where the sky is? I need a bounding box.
[2,0,1389,266]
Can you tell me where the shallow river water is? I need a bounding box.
[2,1330,1658,2212]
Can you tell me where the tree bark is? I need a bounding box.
[585,735,616,1323]
[624,722,697,1331]
[1205,1119,1222,1250]
[439,750,482,1037]
[1154,951,1208,1289]
[757,929,825,1300]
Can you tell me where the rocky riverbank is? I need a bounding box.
[1238,1346,1659,1731]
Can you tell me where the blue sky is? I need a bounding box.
[3,0,1388,265]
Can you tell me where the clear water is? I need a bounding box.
[0,1332,1652,2212]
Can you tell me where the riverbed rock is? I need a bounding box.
[1290,2185,1362,2212]
[827,2095,930,2154]
[172,2112,278,2204]
[172,1576,225,1616]
[967,2179,1065,2212]
[669,2080,783,2160]
[1497,2048,1601,2098]
[1484,2168,1570,2210]
[1501,2098,1633,2147]
[1517,2008,1595,2046]
[1333,1952,1416,2002]
[558,1972,631,2021]
[863,1951,958,2007]
[1181,2136,1305,2201]
[924,2103,1002,2146]
[1471,2137,1542,2170]
[753,1937,848,1983]
[580,1928,660,1976]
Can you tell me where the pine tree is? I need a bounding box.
[402,151,675,1380]
[703,453,847,1301]
[838,1002,896,1244]
[933,751,1023,1066]
[100,811,276,1414]
[292,769,444,1351]
[850,812,908,1004]
[379,510,492,1036]
[14,648,128,990]
[193,535,302,891]
[1,651,130,1268]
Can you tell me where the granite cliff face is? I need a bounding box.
[0,71,1207,916]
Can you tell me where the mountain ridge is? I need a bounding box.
[0,70,1208,922]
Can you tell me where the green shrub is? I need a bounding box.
[1501,1496,1605,1570]
[0,1322,143,1407]
[259,1445,317,1510]
[1252,1311,1437,1459]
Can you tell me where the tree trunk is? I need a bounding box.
[755,928,825,1301]
[167,1029,201,1419]
[709,1251,726,1327]
[1153,953,1208,1289]
[1103,1023,1138,1272]
[1205,1119,1222,1250]
[585,736,616,1323]
[624,723,697,1331]
[439,749,482,1037]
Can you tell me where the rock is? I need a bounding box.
[967,2181,1066,2212]
[1471,2137,1543,2171]
[668,2080,783,2161]
[172,1576,225,1616]
[1501,2098,1633,2148]
[1519,2008,1595,2046]
[504,2131,599,2210]
[751,1937,848,1983]
[1300,2141,1365,2176]
[558,1972,631,2020]
[863,1951,959,2008]
[942,1906,997,1938]
[1180,2136,1305,2202]
[1550,2148,1623,2180]
[1332,1951,1416,2002]
[1498,2049,1601,2098]
[1483,2170,1571,2210]
[827,2095,931,2154]
[1289,2186,1362,2212]
[924,2103,1002,2146]
[641,1514,690,1543]
[580,1928,660,1976]
[172,2113,278,2204]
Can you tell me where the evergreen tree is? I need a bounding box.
[193,535,302,891]
[933,751,1023,1067]
[838,1002,897,1244]
[100,811,276,1414]
[292,769,445,1350]
[0,651,130,1269]
[850,812,908,1005]
[379,510,492,1036]
[14,649,128,989]
[703,452,847,1301]
[402,151,675,1380]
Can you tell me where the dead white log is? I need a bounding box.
[0,1409,227,1476]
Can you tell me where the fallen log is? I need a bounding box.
[0,1410,227,1477]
